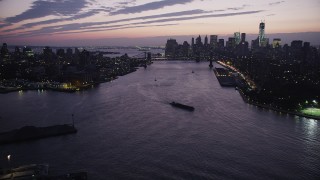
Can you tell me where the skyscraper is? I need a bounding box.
[259,21,265,47]
[241,33,246,42]
[165,38,178,58]
[204,35,208,46]
[218,39,224,49]
[226,37,236,49]
[66,48,73,56]
[210,35,218,48]
[182,41,190,57]
[80,49,91,66]
[291,40,303,49]
[196,35,202,46]
[56,49,65,57]
[75,48,80,55]
[0,43,9,57]
[23,46,34,57]
[43,46,53,62]
[272,38,281,48]
[234,32,241,45]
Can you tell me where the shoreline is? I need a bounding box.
[0,69,133,94]
[237,87,320,120]
[216,61,320,120]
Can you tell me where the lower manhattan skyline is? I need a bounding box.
[0,0,320,46]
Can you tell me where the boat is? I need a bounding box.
[170,101,195,111]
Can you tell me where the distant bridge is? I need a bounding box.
[131,52,215,69]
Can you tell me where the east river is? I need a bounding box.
[0,61,319,179]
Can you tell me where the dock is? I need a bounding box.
[0,124,77,145]
[213,68,236,87]
[0,164,87,180]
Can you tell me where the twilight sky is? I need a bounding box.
[0,0,319,46]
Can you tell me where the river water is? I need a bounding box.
[0,61,319,179]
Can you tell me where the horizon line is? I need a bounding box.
[2,31,320,47]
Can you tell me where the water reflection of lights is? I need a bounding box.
[307,120,317,134]
[303,119,318,139]
[297,118,319,170]
[18,90,23,96]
